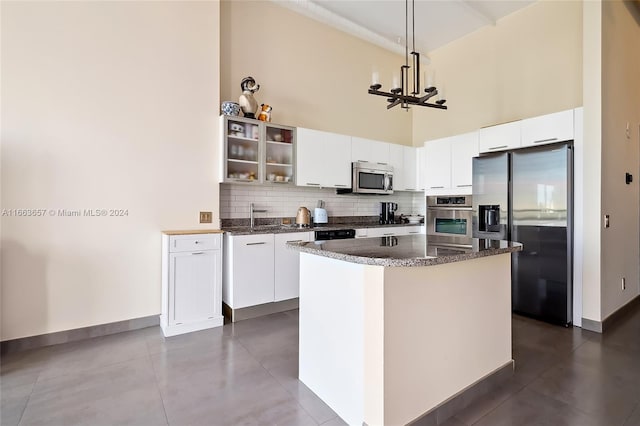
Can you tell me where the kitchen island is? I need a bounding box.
[290,235,522,426]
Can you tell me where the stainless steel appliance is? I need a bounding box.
[426,195,473,240]
[472,143,573,326]
[337,162,393,195]
[380,202,398,224]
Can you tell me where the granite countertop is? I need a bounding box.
[288,235,522,267]
[222,222,423,236]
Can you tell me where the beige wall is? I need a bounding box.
[600,0,640,318]
[1,1,221,340]
[220,0,412,146]
[413,1,583,143]
[581,0,603,322]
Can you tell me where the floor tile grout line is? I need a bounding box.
[622,401,640,426]
[14,380,36,426]
[466,380,528,426]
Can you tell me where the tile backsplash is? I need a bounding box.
[220,183,426,219]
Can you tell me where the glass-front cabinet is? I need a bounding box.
[221,116,295,185]
[264,124,295,184]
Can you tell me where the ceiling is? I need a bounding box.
[275,0,536,56]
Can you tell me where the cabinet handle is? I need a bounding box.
[430,186,445,189]
[334,184,348,187]
[533,137,558,144]
[246,242,266,246]
[404,188,416,191]
[377,162,388,165]
[383,233,394,236]
[356,159,366,163]
[488,145,508,151]
[192,252,205,255]
[286,240,302,243]
[306,182,320,186]
[409,231,420,234]
[194,241,200,244]
[456,184,472,187]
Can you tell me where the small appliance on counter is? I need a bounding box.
[295,207,311,228]
[380,202,398,224]
[314,200,328,226]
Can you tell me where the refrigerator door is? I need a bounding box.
[511,144,572,325]
[472,153,509,240]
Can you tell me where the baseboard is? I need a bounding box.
[408,360,515,426]
[0,315,159,355]
[223,299,299,322]
[582,294,640,334]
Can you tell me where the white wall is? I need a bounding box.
[220,184,424,220]
[1,1,221,340]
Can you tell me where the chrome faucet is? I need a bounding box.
[250,203,267,229]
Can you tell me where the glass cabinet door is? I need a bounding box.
[264,124,295,184]
[225,118,260,182]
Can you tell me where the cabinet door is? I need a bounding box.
[231,234,274,308]
[402,146,418,191]
[416,146,427,191]
[297,128,351,188]
[478,121,521,153]
[451,131,479,192]
[424,137,452,192]
[367,227,401,237]
[221,116,261,183]
[351,137,390,165]
[521,109,574,148]
[264,123,295,184]
[388,144,404,191]
[169,250,220,325]
[274,232,312,302]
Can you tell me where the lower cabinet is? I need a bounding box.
[161,232,223,337]
[355,226,425,238]
[274,232,312,302]
[224,233,275,309]
[223,231,313,311]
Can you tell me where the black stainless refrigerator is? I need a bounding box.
[472,143,573,326]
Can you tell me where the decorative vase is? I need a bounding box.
[221,101,241,116]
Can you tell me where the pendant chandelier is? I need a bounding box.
[368,0,447,111]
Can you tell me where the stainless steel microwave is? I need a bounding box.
[337,162,393,195]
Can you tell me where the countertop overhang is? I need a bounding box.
[222,222,422,236]
[288,235,522,267]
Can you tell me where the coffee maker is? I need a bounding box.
[380,202,398,224]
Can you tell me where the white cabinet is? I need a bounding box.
[354,226,424,238]
[223,233,274,309]
[478,121,521,153]
[274,232,313,302]
[351,137,390,165]
[424,137,452,191]
[389,144,419,192]
[521,109,574,148]
[451,131,479,191]
[220,116,296,185]
[161,232,223,337]
[416,146,427,191]
[297,128,351,188]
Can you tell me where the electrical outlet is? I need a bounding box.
[199,211,212,224]
[604,214,610,228]
[622,277,626,290]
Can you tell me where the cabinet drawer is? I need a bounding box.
[169,234,221,252]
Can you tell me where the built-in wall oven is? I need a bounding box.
[426,195,473,239]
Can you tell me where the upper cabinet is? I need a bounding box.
[479,109,575,154]
[220,116,296,185]
[451,131,479,190]
[296,128,351,189]
[521,109,574,148]
[424,137,452,191]
[424,131,478,195]
[478,121,521,153]
[416,146,427,192]
[351,137,390,165]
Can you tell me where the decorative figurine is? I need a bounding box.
[238,76,260,119]
[257,104,272,122]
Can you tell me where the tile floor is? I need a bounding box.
[1,305,639,426]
